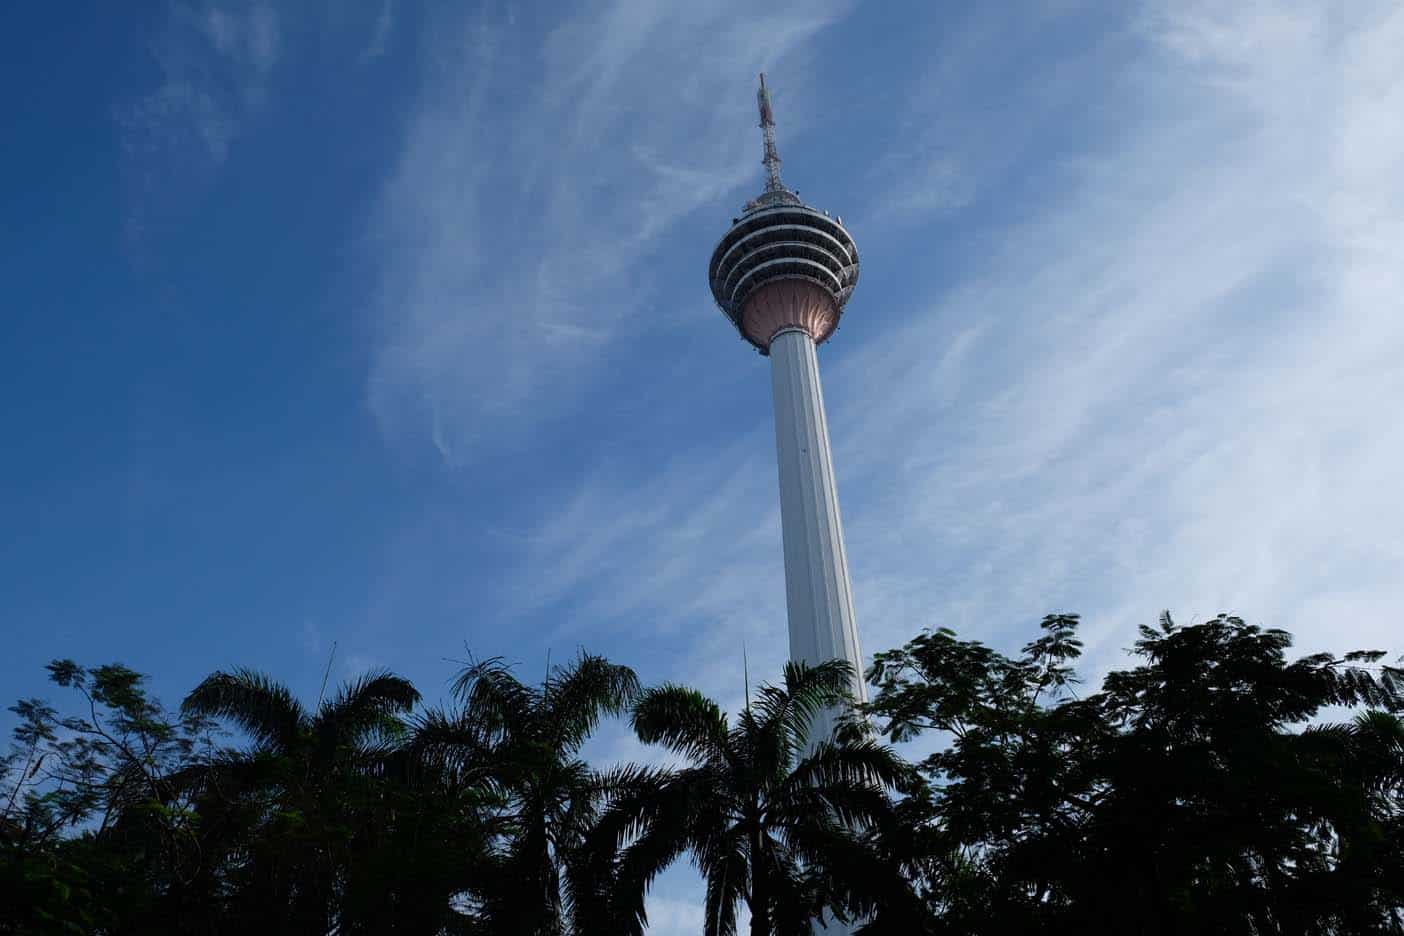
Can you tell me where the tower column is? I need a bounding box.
[710,73,868,936]
[768,328,866,734]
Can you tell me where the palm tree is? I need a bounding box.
[181,667,421,932]
[411,652,640,935]
[594,660,911,936]
[1293,708,1404,934]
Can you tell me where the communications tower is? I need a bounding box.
[708,75,865,736]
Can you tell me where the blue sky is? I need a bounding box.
[4,1,1403,928]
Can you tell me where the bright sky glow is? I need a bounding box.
[3,1,1402,928]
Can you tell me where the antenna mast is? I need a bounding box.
[757,73,784,193]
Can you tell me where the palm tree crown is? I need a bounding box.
[180,668,421,930]
[595,660,910,936]
[411,652,640,935]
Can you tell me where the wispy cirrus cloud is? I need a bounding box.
[359,0,396,64]
[198,2,279,79]
[365,0,856,463]
[120,1,280,165]
[118,1,280,244]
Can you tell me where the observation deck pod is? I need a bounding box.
[708,193,860,355]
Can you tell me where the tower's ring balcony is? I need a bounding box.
[708,203,860,354]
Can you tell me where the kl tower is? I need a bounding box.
[709,75,865,737]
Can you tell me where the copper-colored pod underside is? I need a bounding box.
[740,279,839,349]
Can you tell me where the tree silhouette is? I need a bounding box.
[0,661,220,933]
[3,613,1398,934]
[410,652,639,935]
[863,612,1404,935]
[180,667,421,932]
[592,659,911,936]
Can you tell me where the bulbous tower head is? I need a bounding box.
[708,74,859,354]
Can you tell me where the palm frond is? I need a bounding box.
[543,654,639,752]
[788,819,918,928]
[785,739,910,795]
[776,660,857,747]
[181,669,306,751]
[317,670,420,750]
[758,839,820,936]
[408,706,499,786]
[702,840,746,936]
[632,685,730,765]
[451,657,537,741]
[612,807,695,930]
[770,780,894,837]
[1353,709,1404,745]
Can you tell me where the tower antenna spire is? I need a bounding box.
[757,73,785,193]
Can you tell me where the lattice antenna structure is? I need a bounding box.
[757,73,784,193]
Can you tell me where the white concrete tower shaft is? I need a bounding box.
[707,74,865,743]
[771,327,866,936]
[769,327,866,724]
[707,71,870,936]
[708,72,868,936]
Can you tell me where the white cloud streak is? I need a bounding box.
[366,0,856,462]
[359,0,396,64]
[200,3,280,77]
[118,1,281,243]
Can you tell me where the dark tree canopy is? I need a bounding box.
[862,612,1404,936]
[2,613,1400,935]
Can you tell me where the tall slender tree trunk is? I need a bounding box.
[749,818,770,936]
